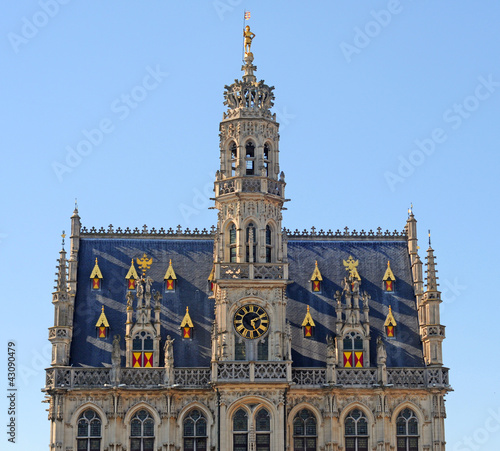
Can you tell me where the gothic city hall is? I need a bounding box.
[44,28,451,451]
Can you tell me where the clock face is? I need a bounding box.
[233,304,269,339]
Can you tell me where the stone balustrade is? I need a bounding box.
[217,263,286,280]
[44,366,449,390]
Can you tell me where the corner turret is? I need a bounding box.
[49,232,73,366]
[421,232,445,366]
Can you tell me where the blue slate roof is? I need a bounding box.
[69,236,423,368]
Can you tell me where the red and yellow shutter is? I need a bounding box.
[355,352,363,367]
[143,352,153,368]
[344,352,352,367]
[133,352,143,367]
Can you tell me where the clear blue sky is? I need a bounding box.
[2,1,499,449]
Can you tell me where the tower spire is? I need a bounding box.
[56,231,68,293]
[425,235,439,292]
[421,235,445,366]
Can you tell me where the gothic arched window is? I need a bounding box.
[77,409,102,451]
[396,409,418,451]
[229,223,237,262]
[263,143,271,176]
[343,332,364,368]
[233,409,249,451]
[265,225,272,263]
[345,409,368,451]
[132,331,154,368]
[245,141,255,175]
[230,142,237,177]
[183,409,207,451]
[130,409,154,451]
[246,222,257,262]
[293,409,317,451]
[256,408,271,450]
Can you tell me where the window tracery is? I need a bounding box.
[345,409,368,451]
[396,408,418,451]
[183,409,207,451]
[77,409,102,451]
[293,408,317,451]
[233,409,249,451]
[130,409,154,451]
[255,408,271,451]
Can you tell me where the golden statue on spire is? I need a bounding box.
[243,25,255,55]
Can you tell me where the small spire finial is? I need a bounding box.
[428,230,431,246]
[61,230,66,247]
[75,198,78,210]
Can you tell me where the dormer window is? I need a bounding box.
[343,332,364,368]
[180,307,194,339]
[245,141,255,175]
[164,259,177,292]
[95,306,109,339]
[90,258,103,291]
[383,260,396,292]
[132,331,154,367]
[384,306,397,339]
[125,259,139,290]
[310,261,323,293]
[301,306,316,338]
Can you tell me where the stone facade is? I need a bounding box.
[44,43,450,451]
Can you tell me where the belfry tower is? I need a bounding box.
[212,42,290,363]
